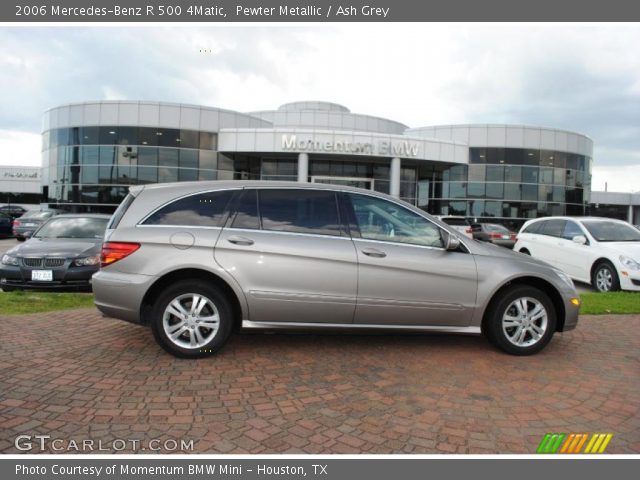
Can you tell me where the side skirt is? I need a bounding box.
[241,320,482,335]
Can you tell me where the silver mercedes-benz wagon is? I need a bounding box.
[93,181,580,358]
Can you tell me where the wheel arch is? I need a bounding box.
[481,276,566,333]
[140,268,245,330]
[590,257,616,279]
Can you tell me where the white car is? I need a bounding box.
[514,216,640,292]
[437,216,473,239]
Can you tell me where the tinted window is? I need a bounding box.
[486,224,510,233]
[231,189,260,229]
[259,189,341,236]
[108,193,135,229]
[541,219,567,238]
[522,221,543,234]
[562,221,584,240]
[350,194,443,248]
[143,190,233,227]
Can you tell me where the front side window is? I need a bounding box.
[349,194,443,248]
[142,190,234,227]
[562,221,584,240]
[258,189,341,236]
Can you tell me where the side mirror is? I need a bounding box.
[445,233,461,251]
[572,235,587,245]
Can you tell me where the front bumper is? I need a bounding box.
[0,264,97,291]
[560,287,581,331]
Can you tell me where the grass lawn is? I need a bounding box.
[0,291,95,315]
[0,289,637,316]
[579,291,640,315]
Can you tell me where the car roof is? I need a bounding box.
[525,216,629,223]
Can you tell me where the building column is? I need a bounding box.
[629,205,634,224]
[297,152,309,183]
[389,157,401,198]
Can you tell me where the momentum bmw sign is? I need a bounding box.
[281,134,420,157]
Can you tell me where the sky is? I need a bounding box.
[0,24,639,192]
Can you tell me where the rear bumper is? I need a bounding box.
[92,269,155,324]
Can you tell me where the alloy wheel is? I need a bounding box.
[501,297,548,347]
[162,293,220,349]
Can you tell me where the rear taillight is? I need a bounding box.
[465,227,473,234]
[100,242,140,268]
[489,233,502,239]
[13,220,21,228]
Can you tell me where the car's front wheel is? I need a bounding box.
[592,261,620,292]
[150,281,233,358]
[484,285,557,355]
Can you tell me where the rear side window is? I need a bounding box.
[231,189,260,230]
[541,219,567,238]
[142,190,233,227]
[108,193,135,229]
[258,189,341,236]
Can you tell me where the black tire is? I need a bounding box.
[1,286,16,292]
[150,280,234,358]
[16,237,25,242]
[484,285,557,355]
[519,248,531,255]
[591,261,620,292]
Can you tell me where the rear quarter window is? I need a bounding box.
[142,190,234,227]
[107,193,135,229]
[522,221,543,234]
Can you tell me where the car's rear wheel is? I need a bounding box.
[150,281,233,358]
[484,285,557,355]
[592,261,620,292]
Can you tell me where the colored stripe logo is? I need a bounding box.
[537,433,613,454]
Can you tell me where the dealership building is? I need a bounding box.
[35,100,605,229]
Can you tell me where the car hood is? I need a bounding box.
[7,238,102,258]
[597,241,640,259]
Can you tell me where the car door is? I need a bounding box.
[532,219,566,265]
[555,220,592,282]
[346,193,478,326]
[214,188,358,324]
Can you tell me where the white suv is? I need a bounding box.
[514,216,640,292]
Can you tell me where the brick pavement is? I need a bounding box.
[0,308,638,454]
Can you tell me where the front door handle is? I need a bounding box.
[362,247,387,258]
[228,236,254,246]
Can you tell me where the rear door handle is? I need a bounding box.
[362,247,387,258]
[227,236,254,246]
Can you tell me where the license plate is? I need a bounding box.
[502,234,510,239]
[23,223,36,227]
[31,270,53,281]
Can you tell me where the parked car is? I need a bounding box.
[0,214,110,291]
[93,181,580,358]
[471,223,517,249]
[13,209,63,241]
[0,205,27,220]
[437,215,473,239]
[0,212,13,238]
[514,216,640,292]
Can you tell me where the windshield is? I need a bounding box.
[582,220,640,242]
[34,217,108,239]
[20,210,54,220]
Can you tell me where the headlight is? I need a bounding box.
[1,254,20,266]
[554,269,574,288]
[620,256,640,271]
[73,255,100,267]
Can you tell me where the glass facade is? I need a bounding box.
[42,128,592,228]
[43,126,221,211]
[429,147,592,230]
